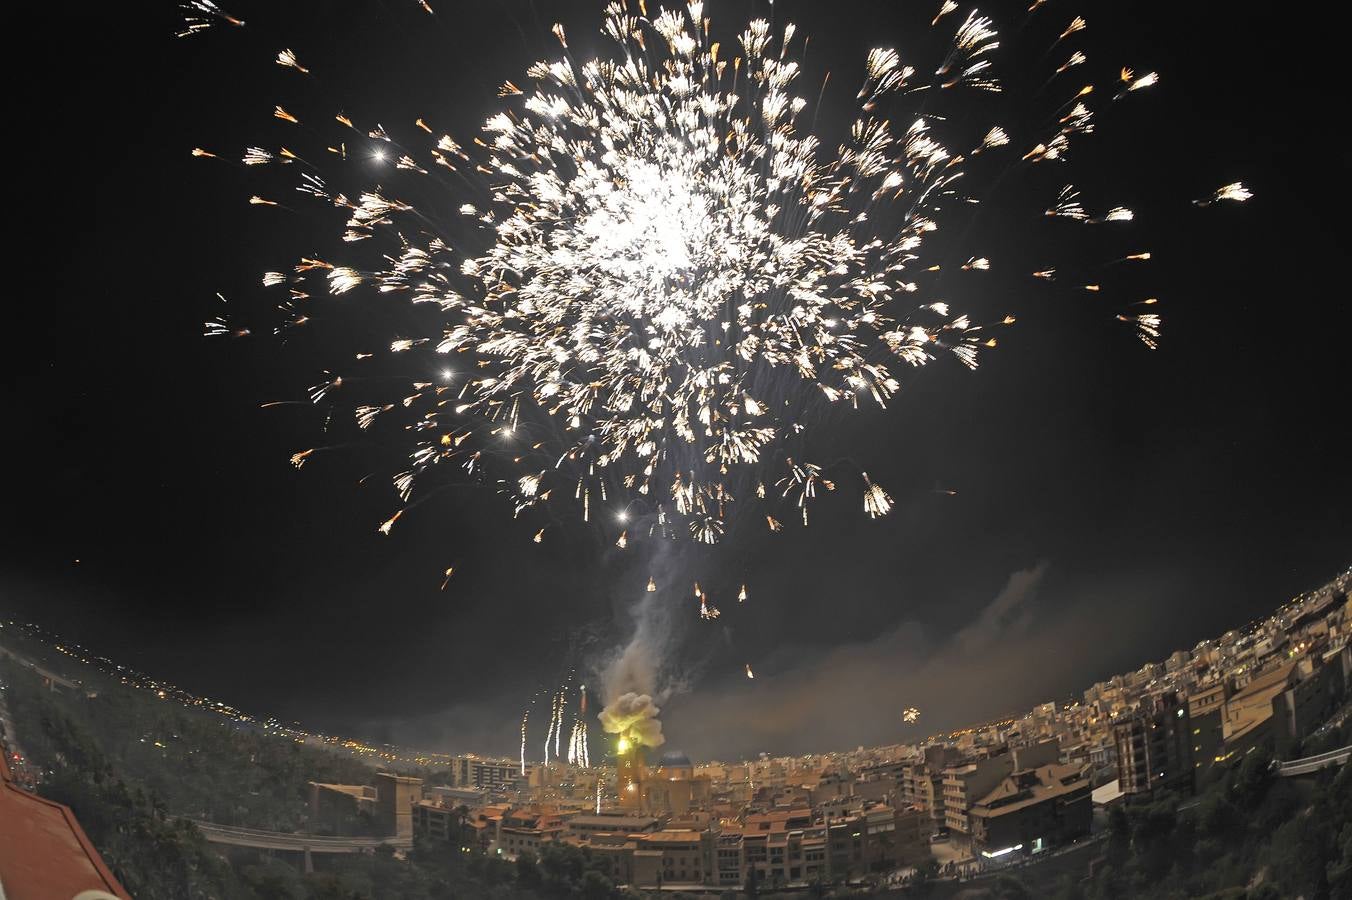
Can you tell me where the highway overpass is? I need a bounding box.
[1275,745,1351,778]
[190,819,411,871]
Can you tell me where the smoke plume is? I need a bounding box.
[597,691,665,748]
[594,549,703,750]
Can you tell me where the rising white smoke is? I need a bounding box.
[595,558,694,750]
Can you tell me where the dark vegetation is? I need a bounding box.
[0,653,637,898]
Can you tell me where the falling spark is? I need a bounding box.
[1057,17,1086,43]
[931,1,958,27]
[862,472,894,519]
[276,49,309,74]
[176,0,243,38]
[1194,182,1253,206]
[700,594,721,620]
[1119,67,1159,92]
[745,664,755,679]
[1118,313,1161,350]
[520,712,528,775]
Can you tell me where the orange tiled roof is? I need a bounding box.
[0,752,131,900]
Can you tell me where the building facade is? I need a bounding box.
[1114,692,1194,800]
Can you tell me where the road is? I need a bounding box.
[189,820,412,854]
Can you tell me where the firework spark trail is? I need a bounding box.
[566,684,591,767]
[519,710,528,775]
[195,1,1246,569]
[176,0,243,38]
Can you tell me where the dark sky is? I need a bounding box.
[4,1,1350,761]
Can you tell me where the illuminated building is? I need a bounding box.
[631,829,714,889]
[425,784,489,808]
[942,754,1015,843]
[308,782,377,833]
[1113,692,1193,799]
[413,802,466,845]
[639,751,713,817]
[901,746,961,829]
[494,805,575,858]
[374,772,424,839]
[968,763,1091,859]
[446,756,523,790]
[1187,682,1230,775]
[566,813,659,842]
[616,743,645,812]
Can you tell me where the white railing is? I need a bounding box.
[1275,745,1351,777]
[189,820,412,852]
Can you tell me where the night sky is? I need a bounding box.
[4,1,1350,761]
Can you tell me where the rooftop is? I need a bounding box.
[569,814,659,830]
[0,752,131,899]
[970,764,1089,819]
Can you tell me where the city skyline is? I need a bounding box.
[3,0,1351,764]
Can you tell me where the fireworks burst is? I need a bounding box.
[194,0,1245,560]
[903,705,921,724]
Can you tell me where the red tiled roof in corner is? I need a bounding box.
[0,750,132,900]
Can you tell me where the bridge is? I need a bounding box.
[189,820,411,871]
[1275,745,1351,778]
[0,645,81,691]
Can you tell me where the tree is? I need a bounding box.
[579,869,617,900]
[516,850,542,891]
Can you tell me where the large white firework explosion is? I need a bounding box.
[193,0,1248,551]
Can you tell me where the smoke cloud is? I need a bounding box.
[665,562,1061,757]
[662,561,1207,759]
[598,691,665,748]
